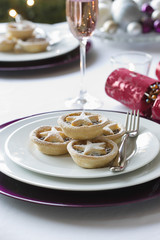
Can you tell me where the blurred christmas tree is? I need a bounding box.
[0,0,66,23]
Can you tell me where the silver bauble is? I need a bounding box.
[102,20,118,34]
[151,0,160,10]
[127,21,142,35]
[152,9,160,20]
[111,0,142,29]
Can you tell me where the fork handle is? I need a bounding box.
[118,133,129,168]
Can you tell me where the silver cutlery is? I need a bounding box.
[110,110,140,172]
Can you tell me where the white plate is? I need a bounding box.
[0,110,160,191]
[4,113,159,179]
[95,28,160,43]
[0,22,79,62]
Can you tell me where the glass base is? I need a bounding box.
[65,93,102,110]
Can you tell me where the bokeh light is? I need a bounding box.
[27,0,35,7]
[9,9,18,18]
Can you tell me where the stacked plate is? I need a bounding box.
[0,22,83,72]
[95,28,160,43]
[0,110,160,207]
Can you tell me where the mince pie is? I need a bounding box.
[57,111,109,140]
[30,125,70,155]
[100,122,125,143]
[0,34,16,52]
[7,20,35,40]
[18,37,49,53]
[67,138,118,168]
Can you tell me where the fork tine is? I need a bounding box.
[125,110,140,133]
[129,110,133,131]
[132,110,136,130]
[125,111,129,131]
[136,110,140,132]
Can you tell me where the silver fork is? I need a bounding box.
[110,110,140,172]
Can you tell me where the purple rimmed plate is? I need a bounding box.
[1,171,160,207]
[0,42,91,72]
[0,22,87,73]
[0,110,160,207]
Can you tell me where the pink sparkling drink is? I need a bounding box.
[65,0,101,109]
[66,0,98,40]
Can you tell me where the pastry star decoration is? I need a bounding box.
[39,127,64,142]
[66,112,99,126]
[74,141,106,155]
[103,123,119,135]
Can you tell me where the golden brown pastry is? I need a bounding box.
[30,126,70,155]
[7,20,35,40]
[18,37,49,53]
[0,34,16,52]
[67,138,118,168]
[100,122,125,143]
[57,111,109,140]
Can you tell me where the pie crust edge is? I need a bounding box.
[58,112,109,140]
[67,138,118,169]
[30,125,69,156]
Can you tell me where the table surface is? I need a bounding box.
[1,22,160,240]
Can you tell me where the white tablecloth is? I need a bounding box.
[1,23,160,240]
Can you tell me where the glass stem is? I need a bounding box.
[79,38,87,102]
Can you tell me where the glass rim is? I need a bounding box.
[110,51,152,65]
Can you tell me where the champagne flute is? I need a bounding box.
[65,0,102,109]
